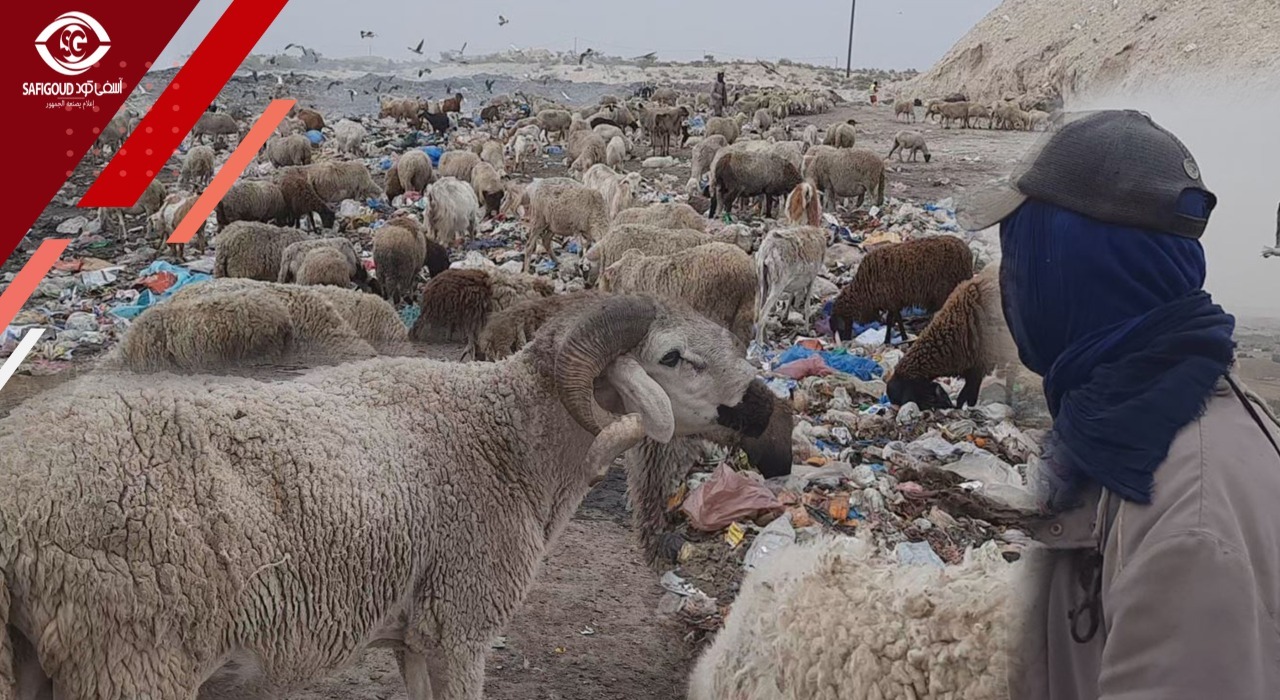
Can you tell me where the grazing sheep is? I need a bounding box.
[276,116,306,137]
[643,105,688,156]
[278,237,366,286]
[380,96,425,125]
[753,108,773,131]
[568,130,608,175]
[583,224,712,285]
[96,113,134,154]
[888,130,932,163]
[384,163,404,201]
[536,108,573,143]
[99,179,167,237]
[412,267,554,356]
[688,537,1016,700]
[599,242,757,344]
[524,177,610,273]
[804,146,886,211]
[278,169,336,231]
[652,86,678,105]
[479,104,502,123]
[830,234,974,342]
[939,101,971,128]
[438,150,481,181]
[707,146,803,220]
[213,221,308,280]
[594,123,625,147]
[420,110,452,136]
[425,177,481,245]
[295,107,325,132]
[303,161,382,202]
[307,285,410,354]
[784,181,822,227]
[606,135,627,168]
[180,145,215,191]
[333,119,368,156]
[755,225,828,347]
[296,246,355,287]
[513,133,539,174]
[264,133,313,167]
[476,289,607,360]
[423,236,452,278]
[704,116,740,144]
[149,193,205,258]
[894,100,916,122]
[191,111,239,144]
[967,102,993,129]
[612,202,707,231]
[397,149,436,194]
[801,123,819,146]
[372,218,426,303]
[214,180,291,230]
[887,270,1014,409]
[689,134,728,190]
[0,292,775,700]
[1025,109,1051,131]
[582,164,642,221]
[470,161,505,217]
[822,120,857,148]
[479,140,506,175]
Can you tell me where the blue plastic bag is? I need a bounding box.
[379,156,393,171]
[820,351,883,380]
[774,345,815,366]
[109,261,212,319]
[400,305,421,328]
[423,145,444,167]
[305,130,324,145]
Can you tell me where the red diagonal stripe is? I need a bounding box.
[78,0,291,208]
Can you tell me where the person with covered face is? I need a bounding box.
[958,109,1280,700]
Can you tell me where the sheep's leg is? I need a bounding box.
[957,367,987,408]
[425,642,486,700]
[397,649,436,700]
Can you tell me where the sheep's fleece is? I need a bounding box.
[688,536,1018,700]
[0,294,775,700]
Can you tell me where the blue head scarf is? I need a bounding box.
[999,197,1235,507]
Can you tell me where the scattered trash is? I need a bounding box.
[896,541,946,568]
[744,512,795,570]
[680,463,783,532]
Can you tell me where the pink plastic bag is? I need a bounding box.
[681,464,784,532]
[774,355,832,380]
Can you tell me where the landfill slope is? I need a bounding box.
[901,0,1280,104]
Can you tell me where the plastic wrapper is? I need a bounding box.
[681,463,783,532]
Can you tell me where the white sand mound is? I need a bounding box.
[900,0,1280,104]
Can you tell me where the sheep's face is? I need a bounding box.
[924,153,933,163]
[886,376,954,410]
[620,315,770,438]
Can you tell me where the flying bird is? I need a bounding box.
[459,42,468,55]
[485,78,496,93]
[498,15,509,26]
[408,39,425,55]
[578,48,595,65]
[756,60,780,76]
[325,80,341,91]
[561,90,571,100]
[360,30,376,38]
[635,51,657,61]
[268,56,277,65]
[349,89,358,102]
[418,67,432,77]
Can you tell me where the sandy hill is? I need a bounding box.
[901,0,1280,104]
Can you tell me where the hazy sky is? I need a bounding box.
[153,0,1002,71]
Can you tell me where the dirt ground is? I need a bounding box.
[3,82,1277,699]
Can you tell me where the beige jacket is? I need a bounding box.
[1012,374,1280,699]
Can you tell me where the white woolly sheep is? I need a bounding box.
[612,202,707,232]
[753,108,773,131]
[895,100,917,122]
[888,130,932,163]
[479,140,506,176]
[0,294,775,700]
[583,224,713,285]
[191,111,239,144]
[804,146,886,211]
[372,217,427,304]
[214,180,291,230]
[302,161,383,202]
[470,161,505,217]
[688,537,1017,700]
[801,124,820,146]
[278,237,366,287]
[333,119,368,156]
[606,135,627,168]
[438,150,481,181]
[426,177,481,245]
[582,164,642,221]
[513,133,539,174]
[568,130,608,175]
[181,145,215,192]
[689,134,727,191]
[214,221,308,280]
[598,242,757,344]
[264,133,313,167]
[149,193,205,259]
[822,120,857,148]
[594,123,624,146]
[397,149,436,194]
[704,116,740,144]
[308,284,410,354]
[536,108,573,142]
[523,177,610,273]
[755,225,828,347]
[296,246,355,287]
[99,179,167,238]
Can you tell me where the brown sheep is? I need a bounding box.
[296,107,325,132]
[829,235,973,343]
[372,219,426,304]
[784,181,822,227]
[475,289,607,360]
[886,270,1011,409]
[441,92,464,114]
[278,169,336,231]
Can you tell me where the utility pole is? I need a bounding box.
[845,0,857,78]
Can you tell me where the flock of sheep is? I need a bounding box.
[1,80,1028,699]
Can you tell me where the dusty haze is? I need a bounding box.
[153,0,1000,70]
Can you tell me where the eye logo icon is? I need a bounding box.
[35,12,111,76]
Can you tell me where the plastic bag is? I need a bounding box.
[680,463,783,532]
[744,512,795,570]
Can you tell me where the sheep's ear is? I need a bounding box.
[606,356,674,442]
